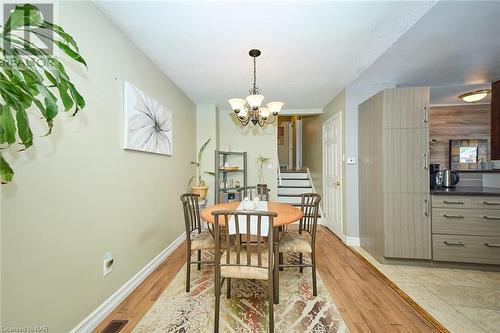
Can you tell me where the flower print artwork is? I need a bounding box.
[123,82,173,155]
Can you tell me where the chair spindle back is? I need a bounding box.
[212,210,277,270]
[180,193,202,237]
[299,193,321,238]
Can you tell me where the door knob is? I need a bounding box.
[335,181,341,186]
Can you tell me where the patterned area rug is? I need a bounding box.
[133,253,349,333]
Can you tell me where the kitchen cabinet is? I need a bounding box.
[431,194,500,265]
[359,87,431,260]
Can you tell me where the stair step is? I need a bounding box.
[278,172,308,179]
[278,179,310,187]
[276,196,302,204]
[280,169,307,173]
[278,186,313,195]
[278,185,312,188]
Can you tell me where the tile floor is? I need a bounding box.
[353,247,500,333]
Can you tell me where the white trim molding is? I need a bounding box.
[279,108,323,116]
[344,236,360,247]
[70,232,186,333]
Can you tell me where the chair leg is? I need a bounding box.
[197,250,202,270]
[299,253,303,273]
[279,252,284,271]
[311,252,317,296]
[226,277,231,299]
[214,271,220,333]
[186,248,191,292]
[268,274,274,333]
[273,231,280,305]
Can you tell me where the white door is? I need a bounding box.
[323,113,343,237]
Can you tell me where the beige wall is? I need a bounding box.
[1,2,195,331]
[218,111,278,199]
[303,90,346,203]
[196,104,219,205]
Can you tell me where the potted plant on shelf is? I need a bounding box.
[257,154,271,188]
[189,138,214,200]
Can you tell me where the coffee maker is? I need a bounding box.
[430,164,440,189]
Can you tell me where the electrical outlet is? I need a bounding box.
[103,252,113,277]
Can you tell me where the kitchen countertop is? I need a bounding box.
[431,186,500,196]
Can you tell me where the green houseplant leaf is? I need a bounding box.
[0,4,87,183]
[189,138,213,187]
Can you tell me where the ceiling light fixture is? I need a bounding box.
[458,89,491,103]
[228,49,284,126]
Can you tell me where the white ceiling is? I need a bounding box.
[95,1,435,109]
[354,1,500,88]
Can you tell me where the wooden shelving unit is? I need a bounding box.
[214,150,247,203]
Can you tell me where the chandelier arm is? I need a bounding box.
[240,116,250,126]
[263,115,277,125]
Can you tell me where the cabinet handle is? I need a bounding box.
[443,214,464,218]
[484,243,500,248]
[424,199,430,217]
[444,241,464,246]
[483,201,500,206]
[423,106,429,123]
[483,215,500,220]
[423,153,429,170]
[443,200,464,205]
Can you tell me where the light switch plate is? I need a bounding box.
[346,157,356,165]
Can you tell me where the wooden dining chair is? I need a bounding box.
[236,185,271,201]
[278,193,321,296]
[212,209,278,333]
[180,193,215,292]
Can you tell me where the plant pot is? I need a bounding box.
[191,185,209,200]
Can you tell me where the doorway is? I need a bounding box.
[323,113,343,237]
[277,116,303,170]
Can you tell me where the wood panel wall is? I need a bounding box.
[429,104,491,168]
[492,81,500,160]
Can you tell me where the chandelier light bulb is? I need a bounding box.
[238,106,248,119]
[260,107,270,119]
[228,98,246,112]
[245,94,264,110]
[267,101,284,115]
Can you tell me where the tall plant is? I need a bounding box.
[0,4,86,183]
[189,138,214,187]
[257,154,271,185]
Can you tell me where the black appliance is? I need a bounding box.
[430,163,440,189]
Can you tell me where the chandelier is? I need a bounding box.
[228,49,284,126]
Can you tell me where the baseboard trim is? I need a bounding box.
[345,236,360,246]
[70,232,186,333]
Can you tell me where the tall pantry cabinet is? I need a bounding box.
[359,87,432,260]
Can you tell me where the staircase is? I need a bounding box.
[277,169,313,206]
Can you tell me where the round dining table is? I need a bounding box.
[200,201,303,226]
[201,200,303,304]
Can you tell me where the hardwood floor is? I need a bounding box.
[94,227,439,333]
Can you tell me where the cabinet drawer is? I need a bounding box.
[432,234,500,265]
[432,195,473,208]
[432,208,500,237]
[471,197,500,210]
